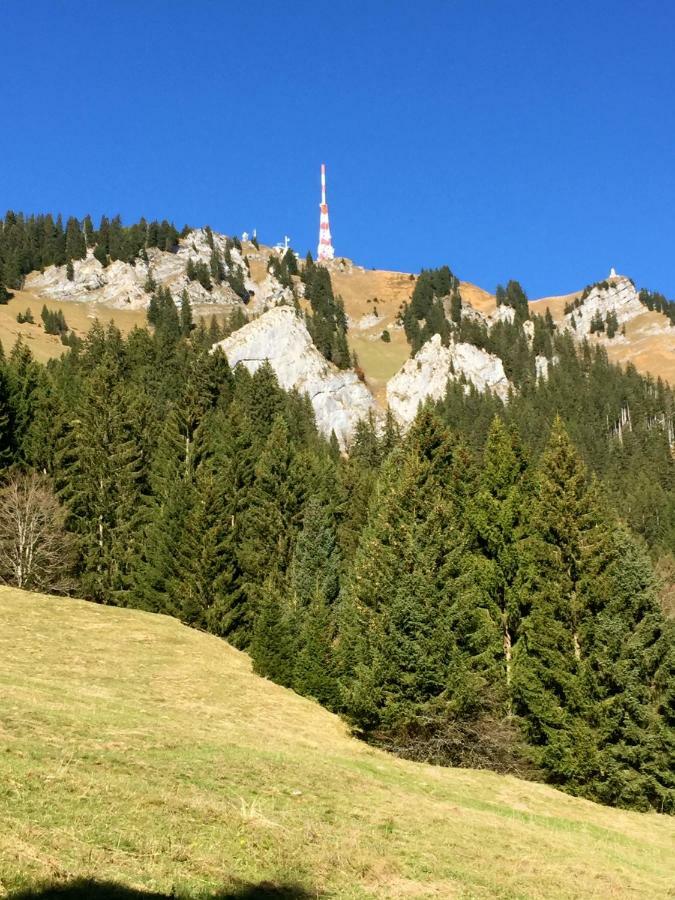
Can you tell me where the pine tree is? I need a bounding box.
[294,585,339,707]
[238,415,305,637]
[512,418,611,789]
[250,576,293,686]
[180,289,193,337]
[59,353,145,603]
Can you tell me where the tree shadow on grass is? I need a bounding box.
[9,879,319,900]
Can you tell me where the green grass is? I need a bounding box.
[0,587,673,899]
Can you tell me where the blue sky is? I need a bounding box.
[1,0,673,298]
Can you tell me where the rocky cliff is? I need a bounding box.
[212,306,378,448]
[24,228,291,312]
[387,333,511,424]
[563,274,644,335]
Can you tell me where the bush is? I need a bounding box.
[381,330,391,343]
[16,308,35,325]
[41,306,68,336]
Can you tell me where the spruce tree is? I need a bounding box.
[575,528,674,811]
[180,289,193,337]
[238,414,305,636]
[289,496,340,607]
[250,576,293,686]
[462,417,530,718]
[59,352,144,603]
[0,358,15,468]
[294,585,339,708]
[338,413,462,740]
[510,418,644,795]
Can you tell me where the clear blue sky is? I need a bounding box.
[1,0,673,298]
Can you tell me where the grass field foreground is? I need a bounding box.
[0,588,673,898]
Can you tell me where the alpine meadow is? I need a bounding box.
[2,2,675,897]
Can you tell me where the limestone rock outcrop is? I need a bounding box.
[212,306,378,448]
[564,275,643,334]
[24,228,290,312]
[386,333,511,425]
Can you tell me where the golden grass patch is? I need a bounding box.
[0,587,672,898]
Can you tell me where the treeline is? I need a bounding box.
[564,283,675,330]
[495,279,530,321]
[0,304,674,812]
[183,227,250,301]
[0,211,182,292]
[640,289,675,325]
[401,266,460,353]
[302,254,351,368]
[269,247,299,289]
[400,270,535,360]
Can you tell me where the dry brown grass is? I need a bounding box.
[0,292,242,365]
[0,291,148,362]
[0,587,673,898]
[531,294,675,385]
[458,282,496,316]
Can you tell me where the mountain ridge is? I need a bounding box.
[2,223,674,442]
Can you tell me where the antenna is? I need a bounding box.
[317,163,335,261]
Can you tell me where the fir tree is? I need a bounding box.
[250,576,293,686]
[294,585,339,708]
[512,419,614,790]
[238,414,305,634]
[180,289,193,337]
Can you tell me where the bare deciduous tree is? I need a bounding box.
[0,472,75,593]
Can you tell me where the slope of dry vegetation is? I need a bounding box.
[0,588,673,899]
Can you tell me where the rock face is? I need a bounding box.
[386,333,511,425]
[212,306,378,448]
[24,228,290,312]
[490,304,516,325]
[564,275,643,335]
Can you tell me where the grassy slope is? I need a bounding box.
[531,293,675,386]
[0,292,235,365]
[6,253,675,391]
[0,292,150,363]
[0,589,673,899]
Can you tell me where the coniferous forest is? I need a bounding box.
[0,222,673,815]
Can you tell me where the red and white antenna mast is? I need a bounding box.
[317,163,335,261]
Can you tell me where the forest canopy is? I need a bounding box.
[0,267,673,814]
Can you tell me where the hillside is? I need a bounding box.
[3,217,675,435]
[532,278,675,386]
[0,588,673,899]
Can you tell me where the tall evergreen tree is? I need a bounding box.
[180,288,193,337]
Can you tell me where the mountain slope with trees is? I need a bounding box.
[0,293,673,813]
[1,211,675,815]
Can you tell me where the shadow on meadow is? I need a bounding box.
[9,879,319,900]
